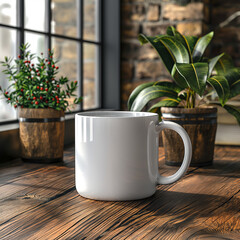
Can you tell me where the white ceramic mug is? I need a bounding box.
[75,111,192,201]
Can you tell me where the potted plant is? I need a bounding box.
[128,26,240,166]
[0,44,82,163]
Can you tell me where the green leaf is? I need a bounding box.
[148,97,180,112]
[127,81,155,110]
[208,53,225,77]
[138,34,175,74]
[130,85,178,111]
[127,81,183,111]
[155,81,184,93]
[158,36,189,64]
[215,54,235,75]
[172,62,209,96]
[207,76,230,106]
[166,26,177,36]
[224,68,240,99]
[171,63,189,89]
[185,36,198,53]
[166,27,194,63]
[221,104,240,125]
[192,31,214,62]
[74,97,82,104]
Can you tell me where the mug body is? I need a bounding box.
[75,111,159,201]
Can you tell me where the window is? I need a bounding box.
[0,0,103,123]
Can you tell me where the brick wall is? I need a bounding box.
[121,0,206,109]
[209,0,240,67]
[121,0,240,109]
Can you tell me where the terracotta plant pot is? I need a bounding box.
[161,106,217,167]
[18,108,65,163]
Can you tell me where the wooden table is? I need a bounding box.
[0,146,240,239]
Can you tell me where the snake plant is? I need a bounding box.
[128,26,240,125]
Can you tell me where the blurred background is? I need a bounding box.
[120,0,240,144]
[0,0,240,144]
[121,0,240,108]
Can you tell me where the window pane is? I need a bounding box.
[83,43,99,109]
[52,38,80,111]
[25,32,46,58]
[25,0,46,32]
[52,0,78,38]
[0,27,17,122]
[84,0,99,41]
[0,0,17,26]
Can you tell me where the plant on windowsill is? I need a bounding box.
[128,26,240,167]
[0,43,82,163]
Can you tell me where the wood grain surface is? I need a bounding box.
[0,146,240,239]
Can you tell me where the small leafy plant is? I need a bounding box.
[128,26,240,124]
[0,43,82,110]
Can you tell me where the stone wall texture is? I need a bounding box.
[121,0,240,109]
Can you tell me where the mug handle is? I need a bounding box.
[156,121,192,185]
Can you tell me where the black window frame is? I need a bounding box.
[0,0,120,126]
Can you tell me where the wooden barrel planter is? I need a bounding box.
[161,106,217,167]
[18,108,65,163]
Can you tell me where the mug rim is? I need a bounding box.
[75,111,158,119]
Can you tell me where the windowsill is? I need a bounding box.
[0,113,76,133]
[0,109,115,133]
[0,123,19,132]
[65,113,76,120]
